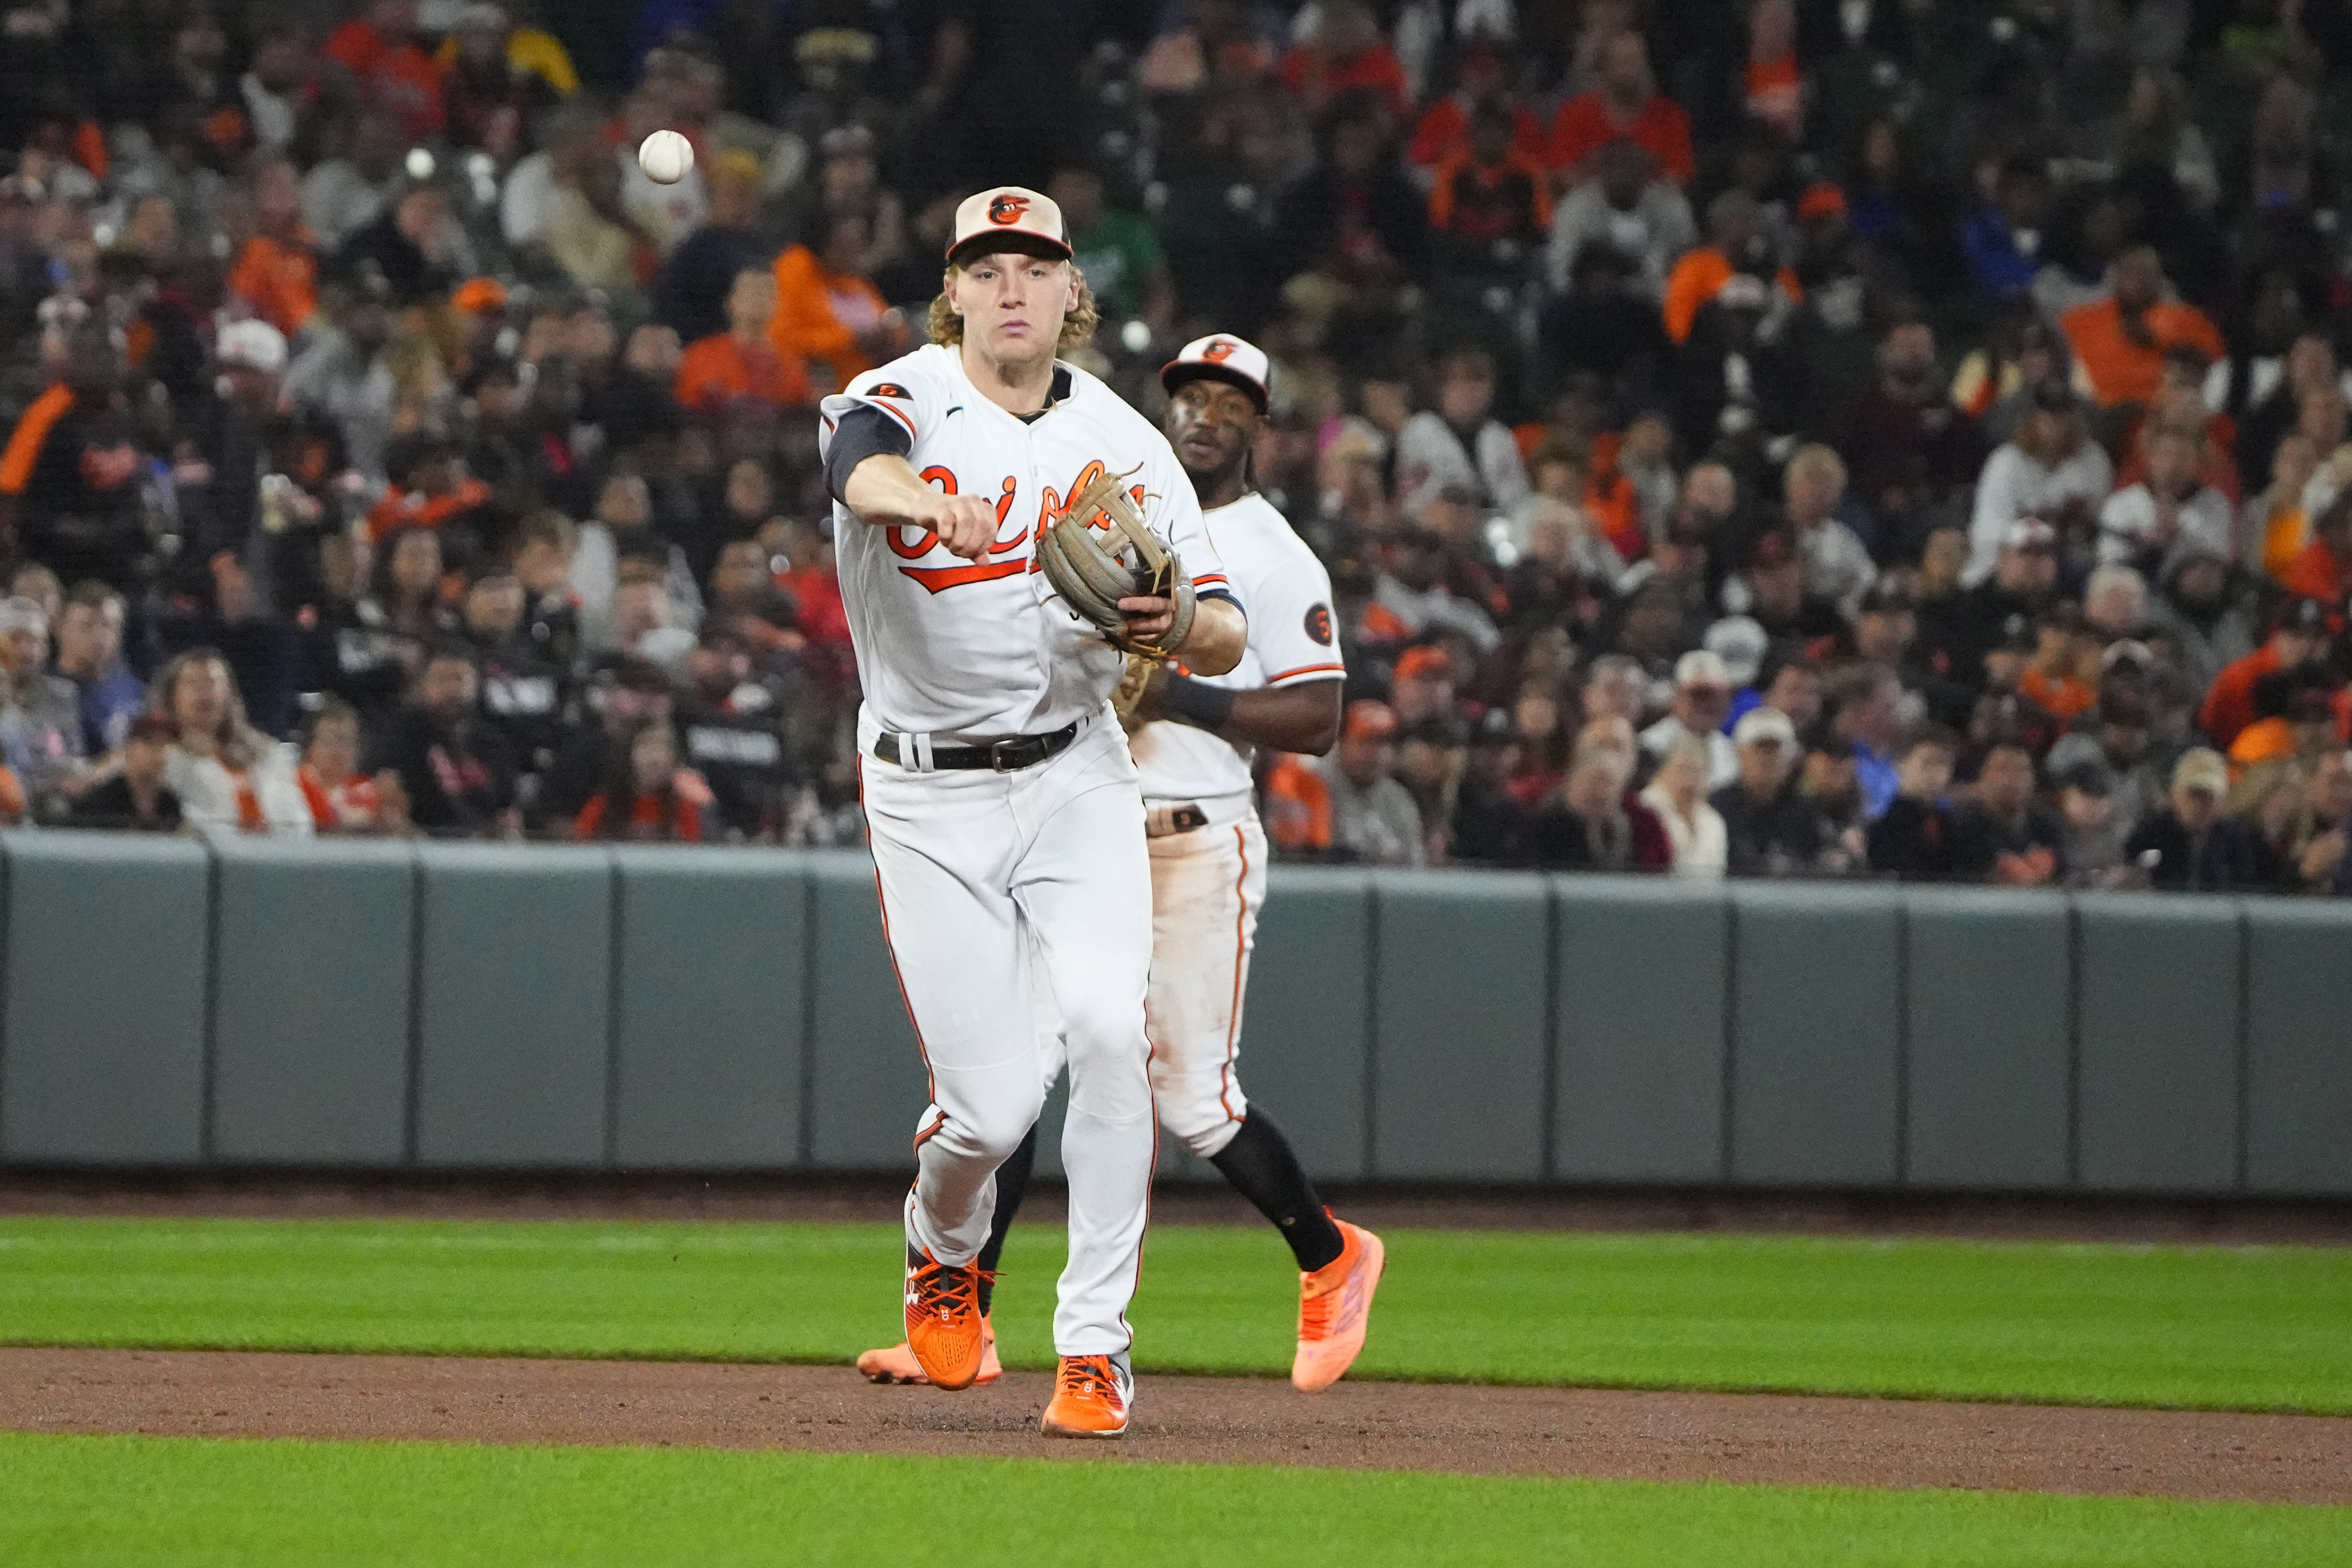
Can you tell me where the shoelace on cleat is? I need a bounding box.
[1296,1237,1356,1343]
[1056,1356,1121,1404]
[908,1258,979,1326]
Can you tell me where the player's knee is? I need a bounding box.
[1157,1092,1244,1159]
[958,1084,1047,1166]
[1055,985,1147,1066]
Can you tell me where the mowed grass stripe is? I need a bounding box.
[5,1433,2347,1568]
[0,1218,2347,1412]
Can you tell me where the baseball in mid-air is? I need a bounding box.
[637,129,693,185]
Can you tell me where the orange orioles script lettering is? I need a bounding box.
[894,468,1030,592]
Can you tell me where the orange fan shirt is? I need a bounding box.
[2058,297,2226,409]
[677,331,813,414]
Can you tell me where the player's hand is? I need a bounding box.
[1117,594,1174,645]
[907,489,1000,562]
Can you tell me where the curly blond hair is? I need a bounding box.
[926,263,1099,355]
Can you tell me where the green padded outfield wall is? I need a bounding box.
[1369,871,1551,1180]
[2240,899,2352,1198]
[1901,888,2073,1191]
[1728,883,1903,1186]
[1552,876,1729,1183]
[1239,867,1377,1179]
[0,833,211,1164]
[610,847,807,1169]
[209,837,415,1165]
[805,850,929,1170]
[0,837,2343,1199]
[412,844,614,1167]
[2075,895,2244,1194]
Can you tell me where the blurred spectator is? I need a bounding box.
[1051,167,1173,332]
[2058,247,2225,413]
[69,711,181,832]
[1965,383,2113,587]
[1639,732,1726,877]
[325,0,445,142]
[1714,705,1830,877]
[2200,598,2331,751]
[651,150,770,346]
[1526,739,1667,872]
[54,581,142,757]
[677,268,812,416]
[154,648,311,834]
[1640,649,1738,788]
[769,209,903,396]
[1548,139,1694,302]
[296,697,395,832]
[1395,346,1527,516]
[2277,489,2352,606]
[1319,699,1423,866]
[573,719,705,842]
[1953,739,2065,886]
[0,594,88,807]
[2098,426,2233,573]
[2125,747,2258,890]
[1548,30,1693,185]
[370,643,516,836]
[1867,728,1959,880]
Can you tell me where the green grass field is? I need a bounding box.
[5,1215,2349,1565]
[5,1433,2347,1568]
[1,1217,2348,1410]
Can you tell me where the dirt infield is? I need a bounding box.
[5,1171,2349,1245]
[3,1348,2346,1504]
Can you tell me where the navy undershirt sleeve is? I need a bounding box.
[824,404,914,504]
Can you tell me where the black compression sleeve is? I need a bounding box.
[824,403,914,504]
[1209,1110,1346,1272]
[973,1122,1039,1316]
[1158,672,1237,732]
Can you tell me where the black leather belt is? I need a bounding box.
[873,721,1080,772]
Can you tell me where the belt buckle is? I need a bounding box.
[990,737,1028,772]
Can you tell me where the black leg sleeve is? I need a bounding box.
[1208,1109,1347,1273]
[973,1121,1040,1315]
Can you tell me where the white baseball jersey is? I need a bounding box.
[1128,492,1343,812]
[818,343,1236,739]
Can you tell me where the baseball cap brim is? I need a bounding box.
[1161,359,1268,411]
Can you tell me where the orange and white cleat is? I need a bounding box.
[1291,1218,1385,1393]
[903,1246,987,1391]
[857,1314,1002,1386]
[1039,1352,1133,1438]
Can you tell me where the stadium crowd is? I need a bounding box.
[1,0,2350,892]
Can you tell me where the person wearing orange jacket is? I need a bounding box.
[1662,189,1801,345]
[2058,247,2226,411]
[679,267,812,415]
[2200,597,2331,750]
[769,208,908,396]
[224,155,318,340]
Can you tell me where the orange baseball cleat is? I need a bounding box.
[857,1314,1002,1385]
[1291,1217,1385,1393]
[903,1246,987,1391]
[1039,1352,1133,1438]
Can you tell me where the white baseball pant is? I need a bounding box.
[1144,814,1267,1157]
[860,712,1157,1357]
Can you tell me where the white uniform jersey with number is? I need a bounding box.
[818,343,1234,738]
[1128,492,1343,811]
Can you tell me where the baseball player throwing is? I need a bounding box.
[823,187,1247,1438]
[859,333,1385,1394]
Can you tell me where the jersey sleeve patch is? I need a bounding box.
[1304,602,1334,645]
